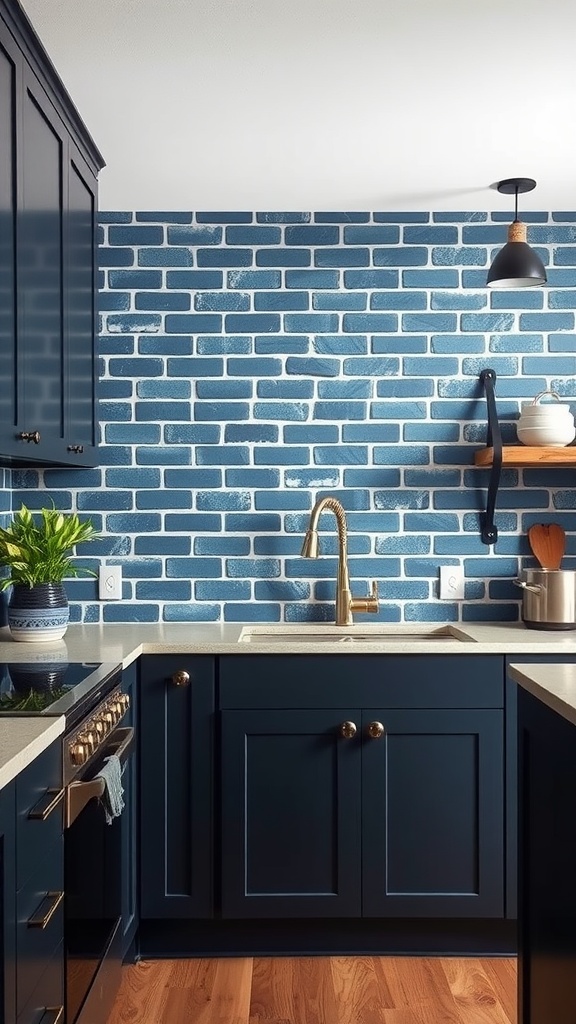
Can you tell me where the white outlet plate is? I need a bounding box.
[99,565,122,600]
[439,565,465,601]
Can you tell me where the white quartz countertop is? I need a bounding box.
[509,662,576,727]
[0,715,64,792]
[0,620,576,666]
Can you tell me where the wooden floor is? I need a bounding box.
[107,956,517,1024]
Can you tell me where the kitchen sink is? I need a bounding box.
[238,625,469,644]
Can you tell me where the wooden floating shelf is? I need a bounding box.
[474,446,576,468]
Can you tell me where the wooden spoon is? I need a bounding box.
[528,523,566,570]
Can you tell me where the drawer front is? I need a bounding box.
[16,742,63,891]
[17,942,64,1024]
[219,655,505,709]
[17,844,64,1010]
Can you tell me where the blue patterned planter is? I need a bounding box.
[8,583,69,643]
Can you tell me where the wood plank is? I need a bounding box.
[474,445,576,468]
[482,958,517,1024]
[330,955,392,1023]
[441,957,514,1024]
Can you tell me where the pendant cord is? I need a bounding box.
[514,186,519,222]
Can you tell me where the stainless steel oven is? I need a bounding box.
[63,680,134,1024]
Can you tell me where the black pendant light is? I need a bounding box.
[486,177,547,288]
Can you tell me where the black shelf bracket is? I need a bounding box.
[479,368,502,545]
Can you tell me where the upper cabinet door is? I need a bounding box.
[0,28,20,456]
[0,6,102,468]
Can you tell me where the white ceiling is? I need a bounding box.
[20,0,576,212]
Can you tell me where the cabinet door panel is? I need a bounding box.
[362,708,504,918]
[0,783,16,1024]
[66,148,97,452]
[140,655,214,919]
[0,29,19,451]
[221,708,362,918]
[20,71,65,447]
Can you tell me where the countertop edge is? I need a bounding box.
[0,715,65,792]
[509,662,576,728]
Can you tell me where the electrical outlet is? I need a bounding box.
[98,565,122,600]
[439,565,465,601]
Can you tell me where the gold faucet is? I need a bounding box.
[301,496,379,626]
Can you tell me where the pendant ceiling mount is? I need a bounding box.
[486,176,547,289]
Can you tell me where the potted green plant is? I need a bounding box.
[0,504,99,642]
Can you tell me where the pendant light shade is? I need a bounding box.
[486,177,547,289]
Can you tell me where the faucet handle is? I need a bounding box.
[350,581,379,616]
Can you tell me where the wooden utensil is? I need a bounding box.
[528,523,566,570]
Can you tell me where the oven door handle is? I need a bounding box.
[65,726,134,828]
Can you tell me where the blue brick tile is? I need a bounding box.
[165,313,222,333]
[198,212,253,223]
[371,402,426,420]
[370,291,427,310]
[105,423,161,444]
[548,289,576,308]
[343,356,398,376]
[314,212,370,223]
[104,604,159,623]
[313,292,367,311]
[163,603,220,622]
[138,247,193,267]
[224,603,281,622]
[286,356,339,377]
[433,212,486,223]
[313,401,366,420]
[196,380,252,399]
[167,357,223,376]
[376,379,434,397]
[314,445,368,465]
[490,290,543,310]
[314,336,367,354]
[318,380,372,399]
[99,336,135,355]
[376,535,431,554]
[432,292,487,311]
[194,537,250,555]
[77,491,132,511]
[169,225,222,245]
[107,313,161,334]
[284,313,339,333]
[402,313,457,333]
[166,557,222,578]
[253,536,301,555]
[224,423,278,442]
[404,423,459,441]
[196,444,250,464]
[228,270,281,289]
[226,558,281,577]
[404,226,458,244]
[342,469,400,487]
[106,512,161,533]
[284,468,340,488]
[197,248,252,268]
[225,313,281,333]
[344,225,399,244]
[136,292,191,311]
[109,225,163,245]
[165,469,222,487]
[100,292,130,311]
[371,336,427,354]
[522,355,576,375]
[135,212,192,223]
[224,513,281,533]
[286,226,339,245]
[137,380,191,399]
[374,247,427,267]
[226,226,281,245]
[344,269,398,289]
[342,424,400,442]
[43,468,102,488]
[254,402,309,421]
[196,580,251,600]
[257,212,310,224]
[136,489,192,509]
[286,269,340,289]
[402,269,459,288]
[257,249,311,267]
[99,212,132,223]
[403,356,458,375]
[316,248,370,268]
[195,292,250,312]
[225,469,279,487]
[257,381,314,399]
[135,536,191,554]
[255,292,309,311]
[343,313,398,332]
[520,312,575,331]
[284,424,339,442]
[138,336,193,355]
[99,247,134,268]
[375,212,429,223]
[135,401,191,421]
[254,447,309,466]
[228,357,282,376]
[549,334,576,352]
[167,270,223,288]
[137,581,192,600]
[432,247,487,266]
[374,445,429,464]
[197,336,252,354]
[255,336,309,354]
[489,334,543,353]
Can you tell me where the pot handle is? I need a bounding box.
[513,578,543,594]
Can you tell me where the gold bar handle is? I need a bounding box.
[66,727,134,827]
[27,891,64,929]
[28,788,65,821]
[40,1008,64,1024]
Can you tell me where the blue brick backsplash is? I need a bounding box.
[8,211,576,625]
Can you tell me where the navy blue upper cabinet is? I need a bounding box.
[219,655,506,921]
[0,0,104,467]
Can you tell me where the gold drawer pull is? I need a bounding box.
[27,891,64,929]
[172,670,190,687]
[367,721,385,739]
[40,1008,64,1024]
[28,788,65,821]
[340,721,357,739]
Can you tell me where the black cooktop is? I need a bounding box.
[0,660,122,728]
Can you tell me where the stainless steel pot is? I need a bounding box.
[513,569,576,630]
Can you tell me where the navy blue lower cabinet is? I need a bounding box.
[362,708,504,918]
[518,687,576,1024]
[0,783,15,1024]
[220,705,504,920]
[139,655,215,919]
[221,709,363,918]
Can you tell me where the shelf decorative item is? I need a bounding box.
[517,390,576,447]
[0,505,99,642]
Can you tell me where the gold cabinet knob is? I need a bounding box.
[367,721,385,739]
[70,741,89,766]
[172,670,190,687]
[340,721,357,739]
[18,430,41,444]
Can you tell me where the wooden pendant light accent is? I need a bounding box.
[508,221,527,242]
